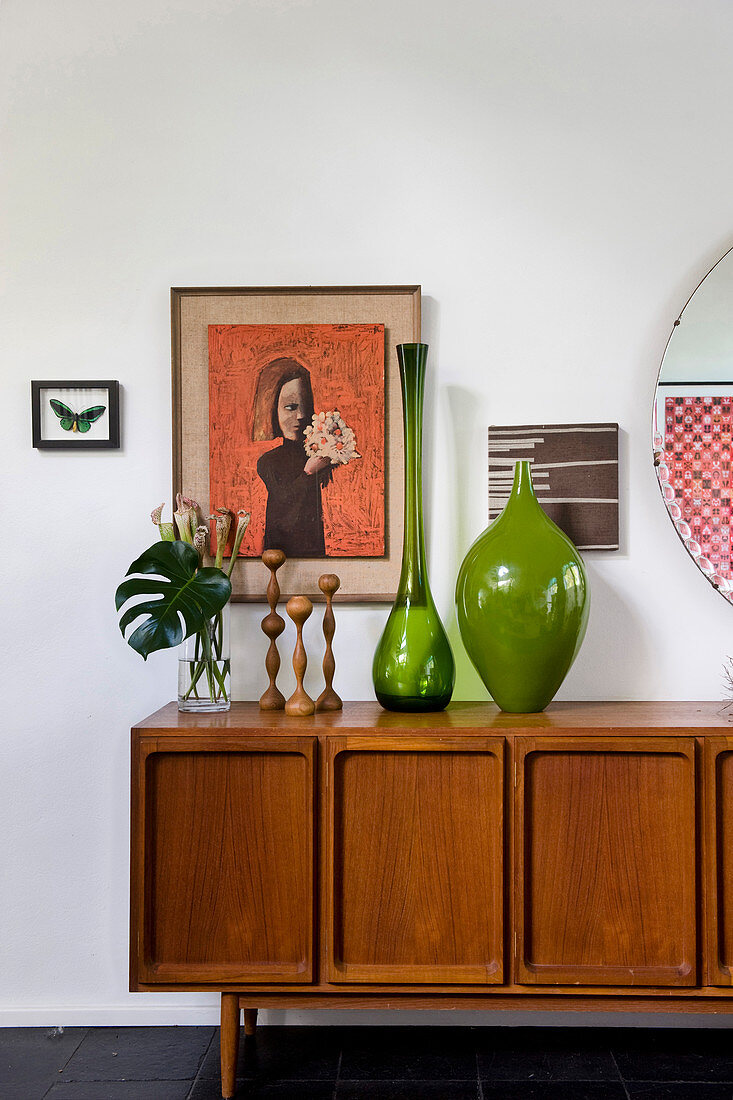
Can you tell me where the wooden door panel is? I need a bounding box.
[705,738,733,984]
[515,737,696,987]
[326,736,504,984]
[133,739,315,984]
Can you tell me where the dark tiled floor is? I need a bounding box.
[3,1025,733,1099]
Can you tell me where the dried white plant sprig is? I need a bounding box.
[723,656,733,716]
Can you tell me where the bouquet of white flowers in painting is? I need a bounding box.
[304,410,361,466]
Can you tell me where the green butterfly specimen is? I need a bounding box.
[50,398,106,433]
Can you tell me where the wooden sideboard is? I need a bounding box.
[131,701,733,1097]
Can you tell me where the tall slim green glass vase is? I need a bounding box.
[372,343,455,711]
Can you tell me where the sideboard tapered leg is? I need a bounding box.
[243,1009,258,1036]
[220,993,240,1099]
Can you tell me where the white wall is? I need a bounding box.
[3,0,733,1026]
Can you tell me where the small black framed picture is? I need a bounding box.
[31,380,120,449]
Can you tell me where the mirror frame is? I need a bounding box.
[653,245,733,605]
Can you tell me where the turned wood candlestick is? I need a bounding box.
[316,573,342,712]
[285,595,315,716]
[259,549,286,711]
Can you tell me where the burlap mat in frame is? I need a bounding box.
[171,285,421,602]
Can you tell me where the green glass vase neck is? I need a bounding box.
[397,343,429,600]
[503,460,543,518]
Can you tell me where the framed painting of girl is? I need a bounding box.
[172,286,421,601]
[209,322,384,561]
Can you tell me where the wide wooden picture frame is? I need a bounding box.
[172,286,421,602]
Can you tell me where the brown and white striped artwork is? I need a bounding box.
[488,423,619,551]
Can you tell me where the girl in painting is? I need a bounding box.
[253,359,333,558]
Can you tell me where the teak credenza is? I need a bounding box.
[131,701,733,1097]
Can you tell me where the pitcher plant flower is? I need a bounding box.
[211,508,233,570]
[151,502,175,542]
[193,524,209,566]
[227,510,252,577]
[174,493,200,544]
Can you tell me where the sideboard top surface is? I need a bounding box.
[133,700,733,734]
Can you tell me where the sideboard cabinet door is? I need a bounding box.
[515,736,696,987]
[705,737,733,985]
[131,737,315,986]
[325,736,504,984]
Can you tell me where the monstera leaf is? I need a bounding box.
[115,541,231,660]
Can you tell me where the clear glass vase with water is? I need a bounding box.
[177,603,231,712]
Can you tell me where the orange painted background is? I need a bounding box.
[209,323,385,558]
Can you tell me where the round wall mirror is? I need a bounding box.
[654,246,733,603]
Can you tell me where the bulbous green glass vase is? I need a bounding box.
[372,343,455,712]
[455,460,590,713]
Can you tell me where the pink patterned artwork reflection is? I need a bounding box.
[662,394,733,591]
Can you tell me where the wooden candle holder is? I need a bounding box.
[259,549,286,711]
[316,573,342,712]
[285,596,315,716]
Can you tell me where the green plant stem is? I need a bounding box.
[188,659,200,699]
[182,611,229,702]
